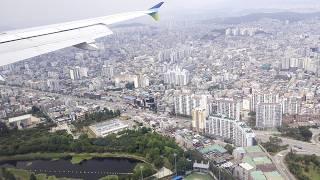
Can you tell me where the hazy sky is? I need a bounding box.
[1,0,320,30]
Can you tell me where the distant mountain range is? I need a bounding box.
[111,23,146,28]
[204,11,320,24]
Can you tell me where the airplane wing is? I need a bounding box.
[0,2,164,67]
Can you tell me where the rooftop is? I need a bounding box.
[199,144,227,154]
[243,156,256,168]
[253,156,272,165]
[244,145,264,153]
[264,171,285,180]
[9,114,32,123]
[240,162,254,171]
[251,171,267,180]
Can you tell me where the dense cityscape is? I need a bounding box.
[1,3,320,180]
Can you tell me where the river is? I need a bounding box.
[0,157,141,180]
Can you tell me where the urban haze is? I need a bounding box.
[0,1,320,180]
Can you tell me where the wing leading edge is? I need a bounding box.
[0,2,164,67]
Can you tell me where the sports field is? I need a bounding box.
[185,172,213,180]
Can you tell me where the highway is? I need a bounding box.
[273,150,296,180]
[254,130,320,156]
[255,130,320,180]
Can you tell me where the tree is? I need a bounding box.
[248,112,256,128]
[269,136,282,144]
[125,82,134,90]
[299,127,312,141]
[261,136,288,154]
[176,157,192,174]
[29,174,37,180]
[1,168,16,180]
[132,163,155,180]
[0,121,9,136]
[31,106,41,113]
[153,157,164,168]
[224,144,235,154]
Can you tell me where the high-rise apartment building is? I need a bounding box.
[174,92,209,117]
[282,97,302,115]
[250,92,280,112]
[192,108,207,133]
[213,98,241,120]
[70,66,88,80]
[164,66,190,86]
[206,115,255,147]
[256,103,282,129]
[102,65,114,80]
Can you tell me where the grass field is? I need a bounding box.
[303,164,320,180]
[0,152,147,164]
[6,168,61,180]
[285,153,320,180]
[185,172,213,180]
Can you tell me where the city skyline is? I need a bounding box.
[1,1,320,180]
[1,0,320,30]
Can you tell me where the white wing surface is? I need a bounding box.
[0,2,164,67]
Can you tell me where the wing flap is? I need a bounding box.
[0,25,113,66]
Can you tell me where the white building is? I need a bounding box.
[164,66,190,86]
[234,163,254,180]
[214,98,241,120]
[70,66,88,80]
[206,115,255,147]
[102,64,114,80]
[256,103,282,129]
[282,97,301,115]
[250,92,280,112]
[192,108,207,133]
[8,114,41,129]
[174,92,209,117]
[46,79,60,92]
[137,74,150,88]
[88,120,128,137]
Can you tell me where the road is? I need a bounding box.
[310,128,320,145]
[258,144,295,180]
[273,150,296,180]
[255,130,320,180]
[254,130,320,156]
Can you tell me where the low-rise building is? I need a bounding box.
[88,120,128,137]
[8,114,41,129]
[233,146,284,180]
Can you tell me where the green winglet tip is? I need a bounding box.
[150,12,160,21]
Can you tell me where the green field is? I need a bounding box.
[302,164,320,180]
[3,168,64,180]
[185,172,213,180]
[285,153,320,180]
[0,152,148,164]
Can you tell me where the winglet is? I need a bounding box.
[149,2,164,10]
[148,2,164,21]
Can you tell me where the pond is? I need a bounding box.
[0,157,141,180]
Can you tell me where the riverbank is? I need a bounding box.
[0,152,149,165]
[3,168,62,180]
[0,153,155,180]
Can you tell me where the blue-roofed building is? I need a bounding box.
[172,176,183,180]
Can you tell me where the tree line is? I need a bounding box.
[0,125,193,175]
[73,108,121,128]
[278,125,313,142]
[285,152,320,180]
